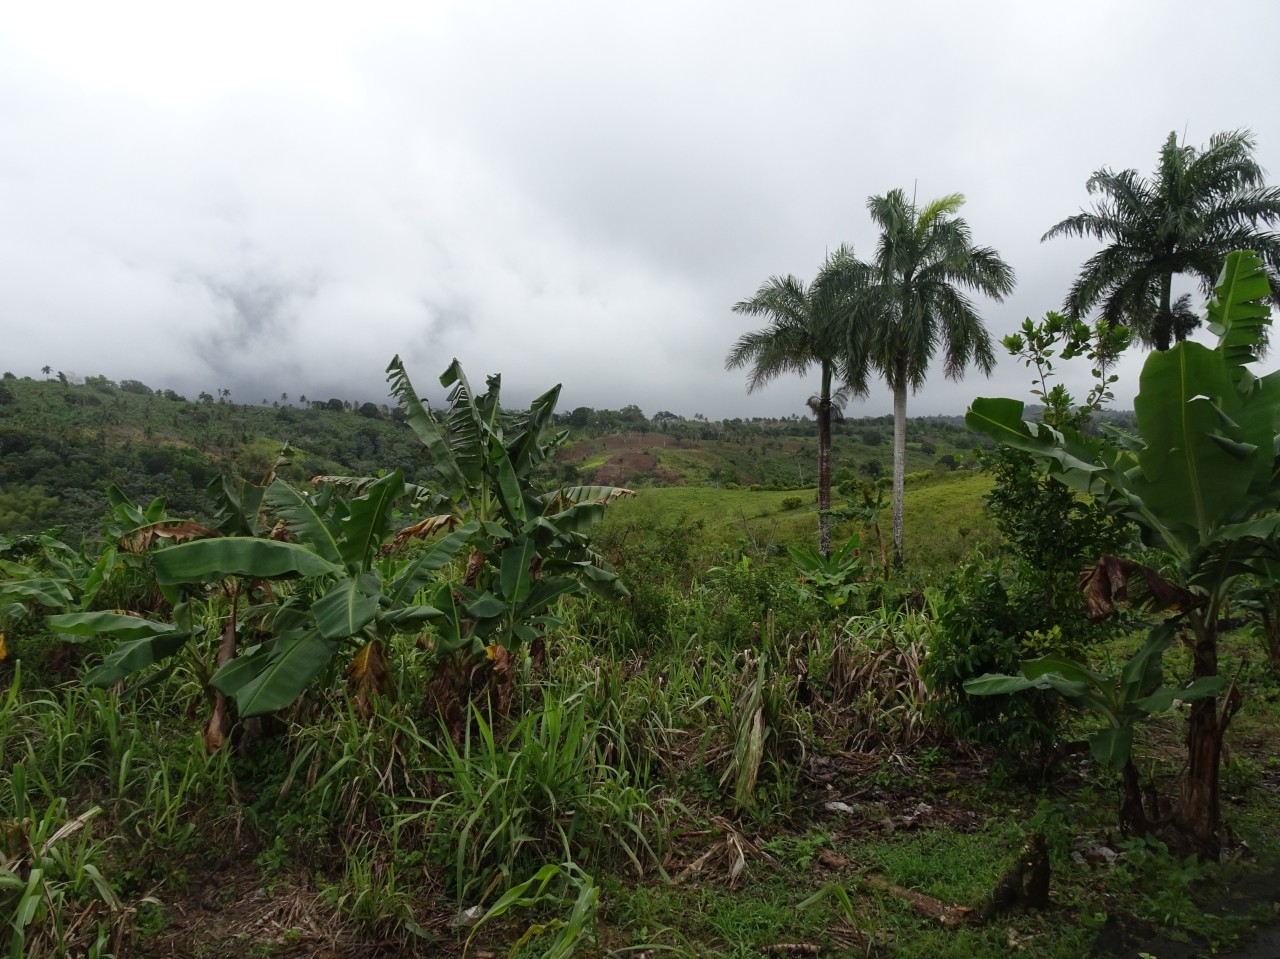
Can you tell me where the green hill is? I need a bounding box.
[0,372,991,552]
[0,374,424,540]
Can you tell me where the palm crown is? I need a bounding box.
[726,245,870,556]
[857,188,1015,565]
[1043,129,1280,350]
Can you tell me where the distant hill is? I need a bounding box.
[0,374,424,540]
[0,372,993,540]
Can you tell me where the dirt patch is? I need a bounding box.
[592,451,660,486]
[131,855,460,958]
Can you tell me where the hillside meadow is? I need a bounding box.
[2,364,1280,959]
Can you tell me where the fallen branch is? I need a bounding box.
[862,874,976,927]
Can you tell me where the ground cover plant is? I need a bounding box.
[6,258,1280,956]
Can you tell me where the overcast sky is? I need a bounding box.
[4,1,1280,420]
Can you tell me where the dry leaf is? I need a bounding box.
[122,520,218,553]
[381,514,459,554]
[349,640,396,717]
[1082,554,1196,621]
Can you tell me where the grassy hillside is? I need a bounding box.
[558,422,978,489]
[596,470,997,580]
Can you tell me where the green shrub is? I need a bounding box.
[921,558,1060,760]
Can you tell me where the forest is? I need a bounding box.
[4,130,1280,959]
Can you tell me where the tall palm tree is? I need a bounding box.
[1044,129,1280,350]
[861,189,1015,566]
[726,246,870,557]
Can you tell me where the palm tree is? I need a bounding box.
[41,365,51,377]
[726,246,870,556]
[861,189,1015,566]
[1044,129,1280,350]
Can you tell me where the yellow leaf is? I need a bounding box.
[348,643,373,683]
[0,632,6,661]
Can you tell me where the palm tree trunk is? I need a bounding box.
[1154,272,1175,351]
[817,392,832,559]
[891,365,908,567]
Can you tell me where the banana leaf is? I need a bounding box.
[83,631,191,687]
[266,480,342,565]
[211,630,342,717]
[50,610,179,642]
[337,470,403,571]
[313,572,381,640]
[153,538,341,584]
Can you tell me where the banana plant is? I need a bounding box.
[966,622,1224,834]
[965,250,1280,853]
[0,484,206,666]
[386,356,633,724]
[788,533,865,611]
[47,469,474,739]
[147,469,478,719]
[387,356,631,647]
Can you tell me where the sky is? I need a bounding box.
[4,0,1280,420]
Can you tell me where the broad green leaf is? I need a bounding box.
[337,470,403,571]
[489,435,527,525]
[536,485,636,514]
[106,484,148,528]
[787,545,824,573]
[313,572,381,640]
[385,520,481,605]
[1207,250,1271,380]
[439,359,490,486]
[1021,653,1108,686]
[428,581,464,646]
[49,611,178,642]
[83,631,191,686]
[544,501,607,536]
[519,576,581,617]
[499,536,536,603]
[465,591,507,619]
[1088,726,1133,769]
[1134,675,1227,713]
[153,537,341,584]
[387,355,469,491]
[506,382,563,475]
[0,578,72,609]
[378,605,445,627]
[1133,343,1250,535]
[266,480,342,565]
[963,672,1038,696]
[1119,626,1174,702]
[80,546,118,610]
[964,397,1043,451]
[212,631,342,717]
[578,562,628,600]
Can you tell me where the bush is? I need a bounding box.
[921,558,1060,760]
[780,496,804,511]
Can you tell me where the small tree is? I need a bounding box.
[967,251,1280,855]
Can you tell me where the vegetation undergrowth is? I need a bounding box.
[8,268,1280,959]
